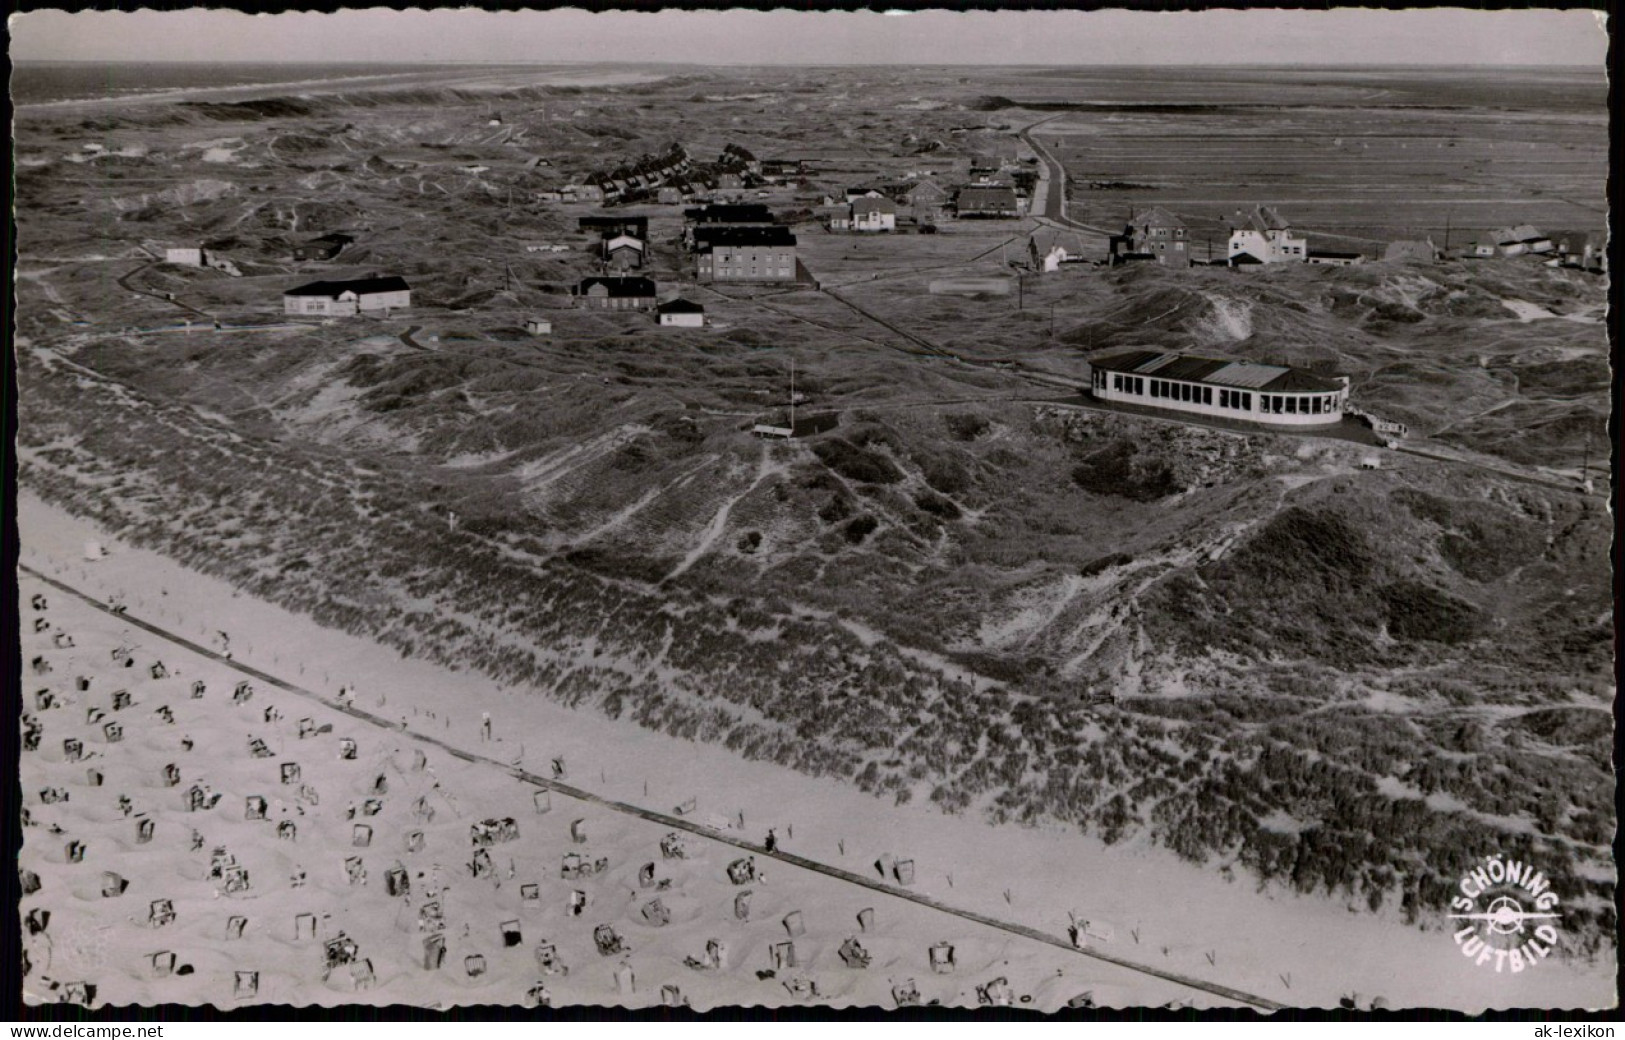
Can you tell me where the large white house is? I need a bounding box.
[1228,206,1308,264]
[283,276,411,316]
[1090,349,1349,427]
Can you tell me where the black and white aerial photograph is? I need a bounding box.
[9,4,1616,1018]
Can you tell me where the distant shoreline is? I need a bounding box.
[12,64,673,112]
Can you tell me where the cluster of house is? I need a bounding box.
[1100,206,1363,269]
[571,275,706,326]
[819,165,1034,233]
[540,144,810,206]
[1464,225,1607,273]
[162,245,242,277]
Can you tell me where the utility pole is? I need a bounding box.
[789,358,797,434]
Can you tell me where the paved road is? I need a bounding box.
[1017,119,1118,238]
[19,561,1285,1012]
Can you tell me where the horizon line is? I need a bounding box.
[12,58,1608,68]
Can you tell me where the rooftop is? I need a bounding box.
[695,226,797,249]
[1091,349,1345,393]
[283,276,409,298]
[578,276,657,297]
[957,185,1018,208]
[852,198,897,216]
[685,203,774,224]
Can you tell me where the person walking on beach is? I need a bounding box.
[481,713,492,742]
[765,829,777,853]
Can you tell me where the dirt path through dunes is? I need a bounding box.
[19,560,1284,1011]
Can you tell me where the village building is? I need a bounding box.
[759,159,806,182]
[1551,230,1607,273]
[602,233,646,271]
[1227,206,1308,264]
[846,197,897,233]
[575,276,658,310]
[1108,208,1192,267]
[954,185,1020,219]
[1306,248,1366,267]
[1028,228,1086,272]
[282,276,411,316]
[719,143,761,175]
[683,204,777,249]
[896,179,951,223]
[1090,349,1350,426]
[165,247,205,267]
[695,226,798,284]
[1491,224,1555,257]
[657,298,706,327]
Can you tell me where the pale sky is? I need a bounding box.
[9,7,1610,67]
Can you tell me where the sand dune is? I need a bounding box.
[16,493,1615,1009]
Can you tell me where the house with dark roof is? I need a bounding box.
[657,298,706,327]
[695,226,798,284]
[955,185,1020,219]
[282,275,410,316]
[1089,349,1350,427]
[1306,248,1366,267]
[1109,208,1191,267]
[575,276,658,310]
[719,143,760,174]
[896,179,951,222]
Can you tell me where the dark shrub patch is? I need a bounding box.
[844,515,879,544]
[818,495,853,524]
[813,438,903,485]
[1380,581,1483,644]
[943,412,991,441]
[1070,440,1182,502]
[913,491,961,520]
[1080,551,1132,577]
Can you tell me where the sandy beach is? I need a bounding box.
[17,492,1614,1009]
